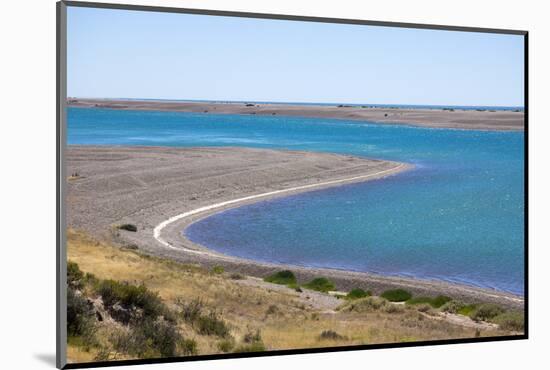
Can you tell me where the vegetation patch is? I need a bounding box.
[346,288,371,300]
[492,311,524,332]
[469,303,505,322]
[339,296,388,312]
[303,277,336,292]
[264,270,297,286]
[319,330,348,341]
[381,289,412,302]
[211,265,225,275]
[440,300,466,314]
[176,298,230,338]
[95,279,168,322]
[406,295,451,308]
[117,224,138,232]
[457,304,478,316]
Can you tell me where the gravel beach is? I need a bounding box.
[68,98,524,131]
[67,145,523,309]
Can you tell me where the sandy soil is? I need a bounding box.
[68,98,524,131]
[67,146,523,309]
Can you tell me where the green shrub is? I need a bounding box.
[264,270,297,286]
[217,338,235,353]
[196,311,230,338]
[381,289,412,302]
[470,304,505,322]
[406,295,451,308]
[140,318,181,357]
[405,296,433,306]
[112,318,184,358]
[233,342,266,353]
[179,338,198,356]
[229,273,244,280]
[431,295,452,308]
[177,298,204,323]
[117,224,138,232]
[67,261,84,289]
[319,330,347,340]
[67,287,96,339]
[303,277,336,292]
[457,304,478,316]
[340,296,388,312]
[346,288,371,300]
[440,300,466,314]
[96,280,166,320]
[211,265,225,274]
[243,329,262,343]
[492,311,524,332]
[234,329,264,353]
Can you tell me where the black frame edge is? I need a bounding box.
[57,1,68,369]
[61,0,527,35]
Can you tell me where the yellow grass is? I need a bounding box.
[66,229,510,363]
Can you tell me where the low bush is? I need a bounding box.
[67,287,96,339]
[264,270,297,286]
[303,277,336,293]
[233,342,266,353]
[340,296,388,312]
[96,279,166,320]
[470,303,505,322]
[196,311,230,338]
[380,289,412,302]
[217,338,235,353]
[179,338,198,356]
[67,261,84,289]
[243,329,262,343]
[431,295,452,308]
[229,273,244,280]
[117,224,138,232]
[440,300,465,314]
[492,311,524,332]
[111,318,185,358]
[457,304,478,316]
[318,330,347,341]
[177,298,204,323]
[346,288,371,300]
[138,318,181,357]
[406,295,451,308]
[211,265,225,274]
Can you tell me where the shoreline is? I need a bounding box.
[67,98,525,131]
[67,146,523,310]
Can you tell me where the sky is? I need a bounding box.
[67,6,525,107]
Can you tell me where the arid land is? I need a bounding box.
[67,98,524,131]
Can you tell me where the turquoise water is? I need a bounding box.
[68,107,525,294]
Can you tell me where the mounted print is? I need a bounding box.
[57,1,527,368]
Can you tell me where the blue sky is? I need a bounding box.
[67,6,524,106]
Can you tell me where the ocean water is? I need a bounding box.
[68,107,525,294]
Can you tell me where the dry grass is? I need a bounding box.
[66,229,512,363]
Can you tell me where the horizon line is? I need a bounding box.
[67,96,525,109]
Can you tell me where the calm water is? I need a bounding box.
[68,107,525,294]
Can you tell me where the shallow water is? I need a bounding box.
[68,107,525,294]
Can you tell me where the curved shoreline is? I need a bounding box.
[154,166,524,308]
[67,146,524,309]
[154,163,408,252]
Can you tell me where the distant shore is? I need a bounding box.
[67,146,523,309]
[67,98,525,131]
